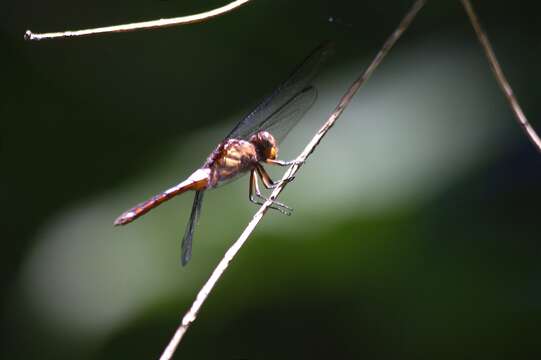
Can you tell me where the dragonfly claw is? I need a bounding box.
[283,176,296,184]
[270,197,293,215]
[285,159,304,167]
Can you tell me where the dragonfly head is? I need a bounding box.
[250,131,278,161]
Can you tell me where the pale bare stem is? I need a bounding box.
[460,0,541,153]
[24,0,252,41]
[158,1,427,359]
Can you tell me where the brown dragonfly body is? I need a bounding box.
[114,131,289,227]
[114,43,331,265]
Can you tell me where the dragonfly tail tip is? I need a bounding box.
[113,214,130,226]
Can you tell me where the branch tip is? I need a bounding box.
[23,0,252,41]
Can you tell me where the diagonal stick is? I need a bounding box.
[24,0,252,41]
[461,0,541,153]
[158,1,427,359]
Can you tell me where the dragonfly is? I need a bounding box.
[114,43,332,266]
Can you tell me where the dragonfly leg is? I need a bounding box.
[258,162,296,185]
[249,169,292,215]
[256,163,296,190]
[266,158,303,167]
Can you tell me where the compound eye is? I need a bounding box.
[268,146,277,159]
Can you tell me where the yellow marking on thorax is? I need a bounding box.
[215,140,257,180]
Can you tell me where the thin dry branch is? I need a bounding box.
[158,1,427,359]
[24,0,252,41]
[461,0,541,153]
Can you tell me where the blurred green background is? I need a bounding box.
[2,0,541,359]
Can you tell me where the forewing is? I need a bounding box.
[181,190,204,266]
[261,86,317,143]
[226,42,332,142]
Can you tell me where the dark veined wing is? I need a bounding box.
[181,190,204,266]
[225,42,332,143]
[260,86,317,143]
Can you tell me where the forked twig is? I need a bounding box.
[24,0,252,41]
[158,1,427,359]
[461,0,541,153]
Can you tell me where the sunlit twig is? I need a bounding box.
[158,1,427,359]
[461,0,541,153]
[24,0,252,41]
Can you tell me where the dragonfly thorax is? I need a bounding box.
[250,131,278,161]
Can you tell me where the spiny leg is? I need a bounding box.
[265,159,300,183]
[266,158,303,167]
[249,169,292,215]
[254,165,293,212]
[255,163,295,190]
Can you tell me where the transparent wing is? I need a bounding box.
[181,190,204,266]
[226,42,332,142]
[260,86,317,143]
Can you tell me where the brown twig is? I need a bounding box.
[24,0,252,41]
[158,1,427,359]
[460,0,541,153]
